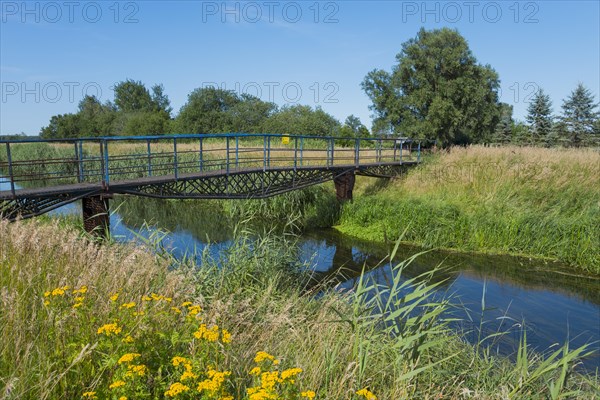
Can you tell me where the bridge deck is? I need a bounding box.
[0,161,417,200]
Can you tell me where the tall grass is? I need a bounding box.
[1,220,597,399]
[338,146,600,273]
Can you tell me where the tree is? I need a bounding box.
[262,105,340,136]
[492,103,514,144]
[113,79,154,113]
[362,28,501,146]
[340,115,370,137]
[526,89,553,138]
[40,113,81,138]
[77,95,116,137]
[560,83,599,142]
[228,94,276,133]
[151,84,173,116]
[176,87,241,133]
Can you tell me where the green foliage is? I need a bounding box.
[340,115,370,138]
[262,105,340,136]
[526,89,554,137]
[560,83,599,145]
[362,27,501,146]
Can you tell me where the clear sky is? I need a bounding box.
[1,0,599,135]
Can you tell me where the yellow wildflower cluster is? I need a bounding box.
[193,324,222,342]
[43,285,87,308]
[164,382,190,397]
[109,380,126,389]
[124,364,147,378]
[143,293,173,302]
[254,351,280,365]
[356,388,377,400]
[120,302,136,309]
[118,353,141,364]
[110,293,119,302]
[247,352,314,400]
[196,367,231,393]
[97,322,122,336]
[82,391,97,399]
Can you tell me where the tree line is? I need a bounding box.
[39,28,598,147]
[40,82,369,140]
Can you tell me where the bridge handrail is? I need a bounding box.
[1,133,427,198]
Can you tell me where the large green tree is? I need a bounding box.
[175,87,242,133]
[262,105,340,136]
[526,89,553,138]
[560,83,599,140]
[362,28,501,146]
[340,115,370,138]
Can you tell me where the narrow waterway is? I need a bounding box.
[3,179,599,371]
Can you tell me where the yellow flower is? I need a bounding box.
[187,304,202,316]
[44,300,50,306]
[180,370,197,381]
[97,323,122,336]
[249,366,261,376]
[117,353,141,364]
[73,286,88,294]
[281,367,302,381]
[44,291,51,297]
[122,335,134,343]
[356,388,377,400]
[74,296,85,302]
[171,307,182,314]
[120,302,136,309]
[82,391,97,399]
[133,311,145,316]
[109,380,126,389]
[197,368,231,393]
[142,295,152,301]
[221,329,232,344]
[254,351,277,364]
[301,390,316,399]
[73,302,83,309]
[51,287,65,296]
[118,397,127,400]
[109,293,119,302]
[260,371,281,390]
[125,364,147,378]
[220,397,234,400]
[193,324,219,342]
[172,356,191,367]
[181,301,192,307]
[165,382,190,397]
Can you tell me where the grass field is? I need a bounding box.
[1,220,598,399]
[337,146,600,274]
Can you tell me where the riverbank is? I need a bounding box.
[335,146,600,274]
[1,220,597,399]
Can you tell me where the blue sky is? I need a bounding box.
[1,0,599,135]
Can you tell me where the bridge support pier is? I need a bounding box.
[333,171,355,202]
[82,195,110,238]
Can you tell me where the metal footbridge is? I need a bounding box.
[0,133,421,234]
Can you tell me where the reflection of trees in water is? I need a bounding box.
[308,230,600,306]
[114,196,234,243]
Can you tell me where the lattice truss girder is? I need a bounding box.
[116,168,347,199]
[0,191,99,221]
[356,164,411,178]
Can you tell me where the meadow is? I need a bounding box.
[337,146,600,274]
[1,219,598,399]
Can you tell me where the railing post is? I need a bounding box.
[294,136,298,171]
[5,143,15,198]
[267,136,271,167]
[78,141,85,181]
[400,140,403,163]
[330,138,335,167]
[355,138,360,168]
[199,137,204,171]
[226,136,230,175]
[74,142,81,183]
[300,136,304,167]
[146,139,152,177]
[418,141,421,162]
[378,139,382,164]
[393,139,397,162]
[263,135,267,171]
[235,136,239,168]
[101,140,110,186]
[173,137,178,180]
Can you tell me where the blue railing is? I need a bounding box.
[0,133,421,197]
